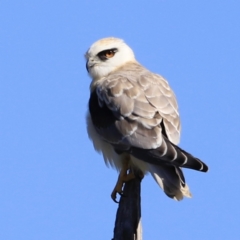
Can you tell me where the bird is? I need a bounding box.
[85,37,208,203]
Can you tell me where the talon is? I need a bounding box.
[111,190,117,202]
[118,191,125,197]
[111,183,123,203]
[111,191,122,203]
[110,156,136,202]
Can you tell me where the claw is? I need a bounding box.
[111,184,123,203]
[111,171,136,202]
[118,192,125,197]
[111,190,121,203]
[111,191,117,203]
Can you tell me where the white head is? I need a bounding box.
[85,37,136,79]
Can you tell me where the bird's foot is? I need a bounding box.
[111,171,135,203]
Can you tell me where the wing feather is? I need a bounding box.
[89,62,207,172]
[97,65,180,145]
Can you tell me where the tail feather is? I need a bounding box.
[148,164,192,200]
[131,137,208,172]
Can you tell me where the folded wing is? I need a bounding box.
[89,63,208,173]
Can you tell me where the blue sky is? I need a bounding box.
[1,1,240,239]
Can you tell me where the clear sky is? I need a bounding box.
[1,1,240,239]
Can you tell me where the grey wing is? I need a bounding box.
[92,70,207,172]
[137,73,181,145]
[95,71,180,148]
[95,74,164,150]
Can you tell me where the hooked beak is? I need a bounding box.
[86,60,89,72]
[86,59,96,73]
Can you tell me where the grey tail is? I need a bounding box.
[148,164,192,200]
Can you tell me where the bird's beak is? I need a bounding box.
[86,60,89,72]
[86,58,96,73]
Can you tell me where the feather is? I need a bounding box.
[87,53,208,200]
[148,164,192,200]
[89,62,208,171]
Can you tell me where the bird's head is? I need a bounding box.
[85,37,136,80]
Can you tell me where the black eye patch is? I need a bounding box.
[97,48,118,61]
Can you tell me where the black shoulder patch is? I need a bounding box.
[89,90,116,129]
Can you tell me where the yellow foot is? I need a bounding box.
[111,171,135,203]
